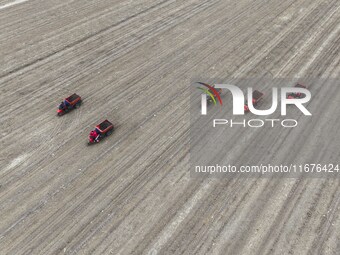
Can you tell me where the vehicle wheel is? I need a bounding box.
[106,130,113,136]
[75,102,81,108]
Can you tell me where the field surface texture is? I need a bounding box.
[0,0,339,254]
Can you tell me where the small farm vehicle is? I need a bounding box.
[57,93,82,116]
[88,119,114,145]
[244,90,264,112]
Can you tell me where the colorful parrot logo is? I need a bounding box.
[196,82,223,105]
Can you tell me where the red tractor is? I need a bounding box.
[287,83,307,99]
[244,90,264,112]
[88,119,114,145]
[57,93,82,116]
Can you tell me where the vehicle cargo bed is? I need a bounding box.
[97,120,113,131]
[252,90,264,100]
[66,93,80,103]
